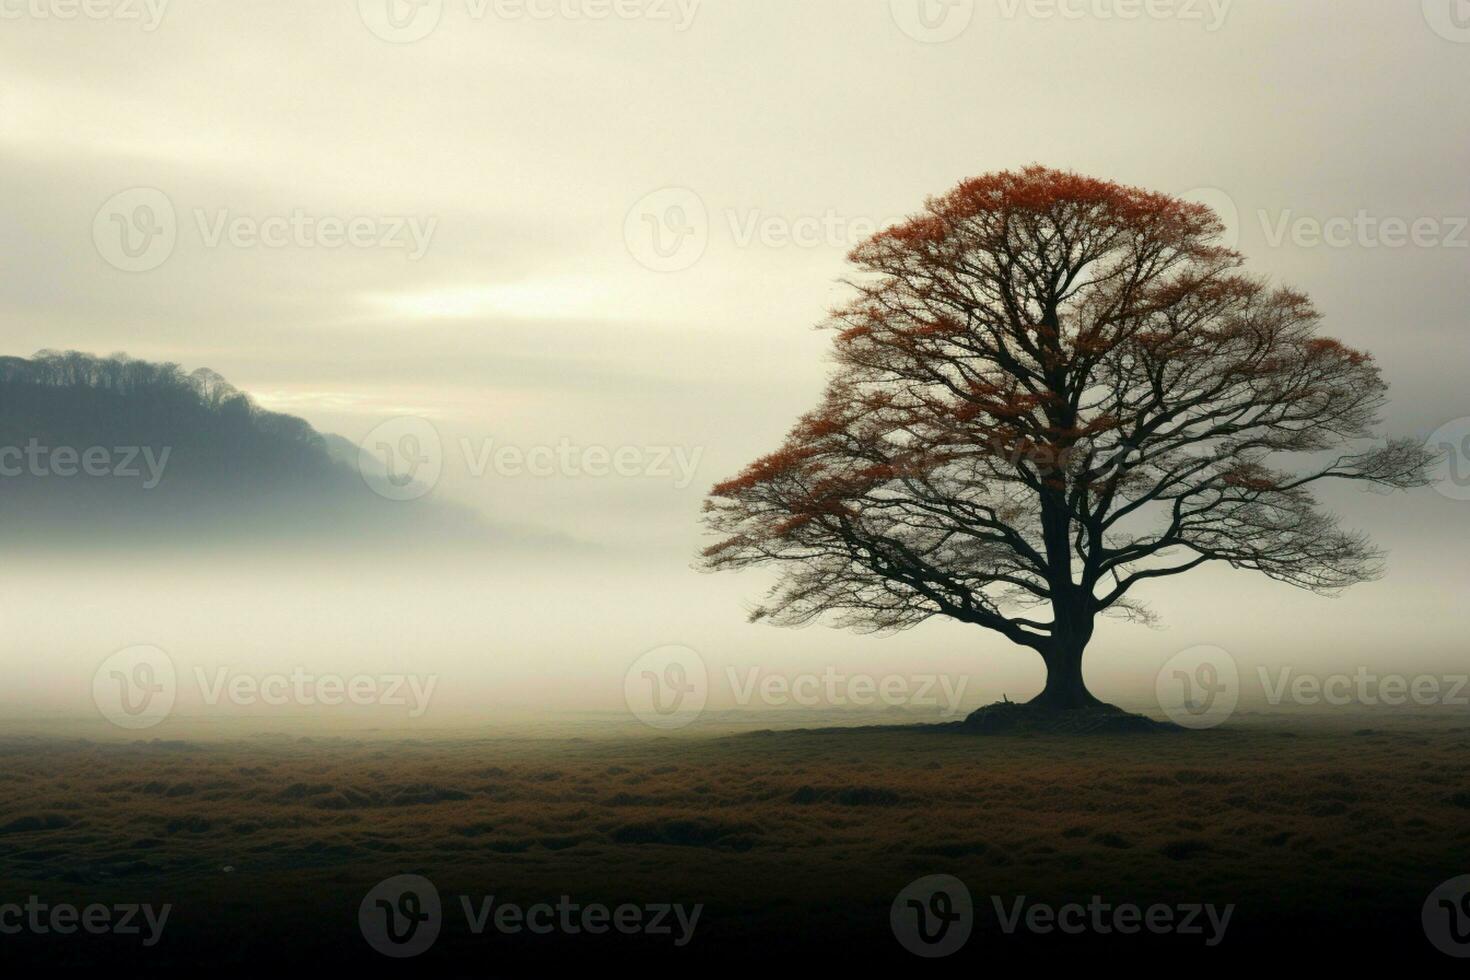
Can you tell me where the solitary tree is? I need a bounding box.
[701,167,1431,712]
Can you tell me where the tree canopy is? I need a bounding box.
[701,167,1431,707]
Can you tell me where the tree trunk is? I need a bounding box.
[1029,643,1102,710]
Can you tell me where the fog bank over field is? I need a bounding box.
[2,543,1465,734]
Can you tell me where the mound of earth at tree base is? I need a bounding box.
[960,700,1180,735]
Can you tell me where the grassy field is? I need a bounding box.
[2,716,1467,971]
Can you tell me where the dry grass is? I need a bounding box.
[2,719,1467,968]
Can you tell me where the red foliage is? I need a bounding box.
[1305,337,1371,366]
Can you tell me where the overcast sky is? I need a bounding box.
[2,1,1468,727]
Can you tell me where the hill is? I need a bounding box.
[0,350,479,547]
